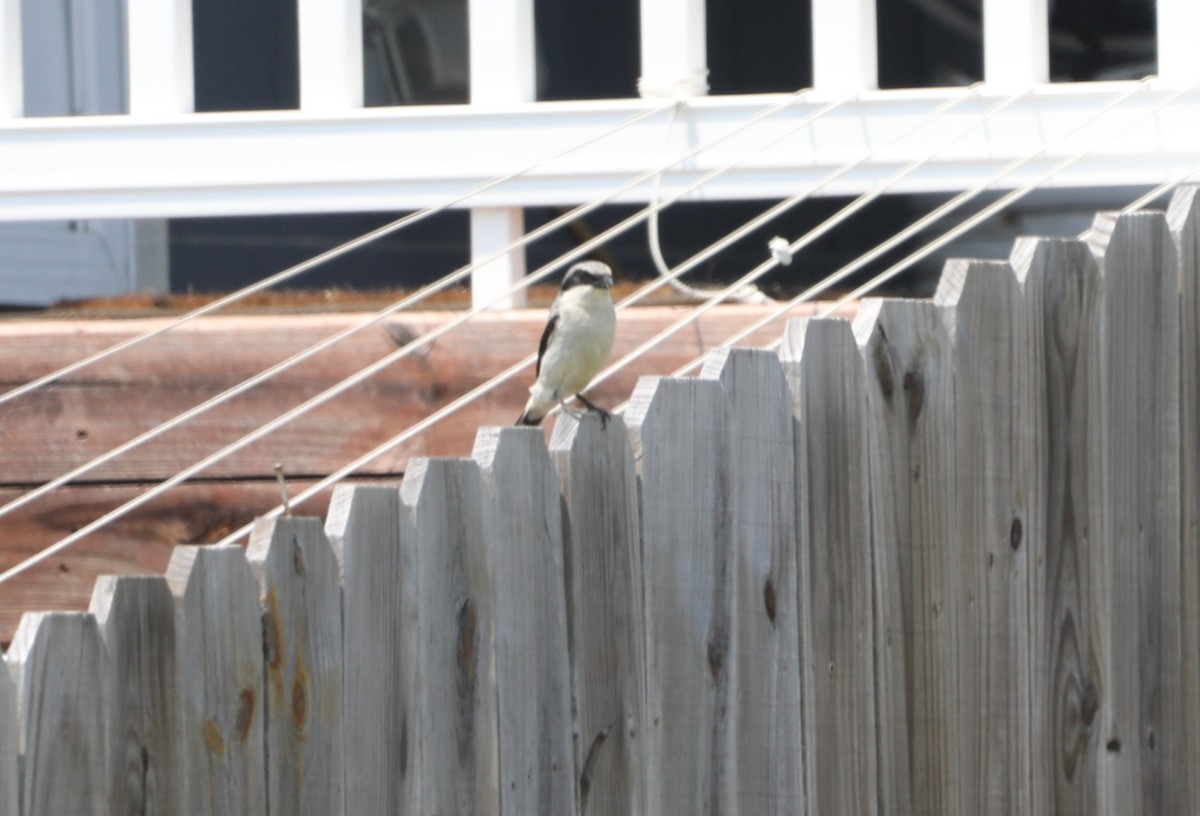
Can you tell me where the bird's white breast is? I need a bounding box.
[537,286,616,399]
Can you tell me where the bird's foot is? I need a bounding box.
[576,394,611,429]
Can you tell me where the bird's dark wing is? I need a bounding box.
[536,310,559,377]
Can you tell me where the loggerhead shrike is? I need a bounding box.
[516,260,616,427]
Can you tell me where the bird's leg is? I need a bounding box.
[576,393,611,429]
[558,398,585,420]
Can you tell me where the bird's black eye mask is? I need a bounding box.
[563,272,599,290]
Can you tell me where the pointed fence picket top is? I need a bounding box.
[1012,235,1105,815]
[779,318,877,816]
[935,259,1035,815]
[89,575,185,815]
[548,414,646,816]
[0,648,16,816]
[246,516,345,816]
[165,544,267,816]
[1167,184,1200,815]
[1088,210,1184,816]
[625,375,734,816]
[853,298,961,815]
[325,484,418,816]
[400,457,499,816]
[473,427,576,816]
[7,611,110,816]
[699,347,804,815]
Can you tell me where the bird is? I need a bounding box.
[516,260,616,427]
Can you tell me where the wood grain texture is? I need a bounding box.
[548,414,646,816]
[1012,236,1105,815]
[625,376,734,816]
[1166,185,1200,816]
[0,306,820,484]
[779,319,876,816]
[7,611,110,816]
[1089,211,1183,816]
[89,575,185,816]
[400,457,499,816]
[700,347,805,816]
[246,516,345,816]
[0,479,349,648]
[325,484,417,816]
[853,298,961,815]
[474,428,576,816]
[0,646,17,816]
[935,259,1035,815]
[165,544,267,816]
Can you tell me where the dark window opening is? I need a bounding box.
[534,0,640,100]
[193,0,298,111]
[706,0,813,95]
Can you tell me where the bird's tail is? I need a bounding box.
[514,410,543,427]
[516,387,551,427]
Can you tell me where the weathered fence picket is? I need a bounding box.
[1089,211,1184,816]
[246,516,344,816]
[1013,235,1104,815]
[474,427,576,816]
[700,347,805,816]
[935,259,1036,815]
[549,414,646,816]
[1167,186,1200,816]
[8,612,109,816]
[325,483,418,815]
[626,377,734,816]
[854,298,962,815]
[7,193,1200,816]
[400,457,499,815]
[0,647,16,816]
[166,543,267,816]
[779,318,876,816]
[90,575,185,815]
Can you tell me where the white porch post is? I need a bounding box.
[811,0,877,93]
[126,0,194,114]
[468,0,535,309]
[983,0,1048,89]
[1157,0,1200,84]
[299,0,364,110]
[638,0,708,98]
[0,0,20,117]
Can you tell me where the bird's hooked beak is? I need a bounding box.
[598,276,614,290]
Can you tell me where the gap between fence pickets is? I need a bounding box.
[2,186,1200,815]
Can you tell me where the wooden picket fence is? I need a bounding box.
[3,186,1200,816]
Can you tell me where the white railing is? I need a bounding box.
[2,0,1200,306]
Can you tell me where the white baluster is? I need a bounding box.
[469,0,535,105]
[639,0,708,98]
[984,0,1048,90]
[1157,0,1200,84]
[126,0,193,115]
[299,0,363,110]
[812,0,876,93]
[470,207,529,310]
[469,0,535,308]
[1,0,22,117]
